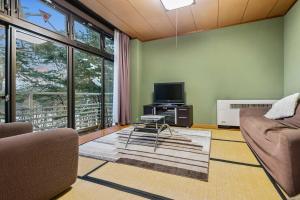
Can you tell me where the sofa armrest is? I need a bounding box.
[0,122,33,139]
[278,130,300,196]
[0,128,79,200]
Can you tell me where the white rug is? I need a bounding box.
[79,127,211,180]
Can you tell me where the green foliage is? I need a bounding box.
[16,37,105,108]
[16,39,67,92]
[74,49,102,93]
[74,21,100,49]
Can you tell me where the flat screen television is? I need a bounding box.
[154,82,185,104]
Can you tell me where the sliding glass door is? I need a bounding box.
[74,49,103,131]
[12,30,113,132]
[0,26,6,122]
[15,31,68,131]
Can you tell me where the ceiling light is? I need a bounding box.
[160,0,195,11]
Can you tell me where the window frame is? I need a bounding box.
[0,0,9,15]
[0,24,7,123]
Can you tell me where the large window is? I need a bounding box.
[0,26,5,122]
[74,20,100,49]
[0,1,114,132]
[104,60,113,127]
[74,49,103,131]
[16,31,68,131]
[19,0,67,35]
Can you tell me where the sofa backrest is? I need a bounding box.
[0,122,33,139]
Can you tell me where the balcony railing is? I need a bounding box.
[11,92,113,131]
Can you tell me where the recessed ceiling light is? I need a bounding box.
[160,0,195,11]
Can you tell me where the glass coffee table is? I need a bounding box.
[125,115,173,151]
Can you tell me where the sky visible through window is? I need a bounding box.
[19,0,67,35]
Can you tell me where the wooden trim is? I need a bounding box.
[192,124,218,129]
[285,0,298,15]
[241,0,250,22]
[192,123,241,131]
[267,0,280,17]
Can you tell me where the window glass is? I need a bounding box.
[16,31,68,131]
[74,20,100,49]
[0,26,5,122]
[19,0,67,35]
[104,36,114,54]
[104,60,113,127]
[74,49,103,130]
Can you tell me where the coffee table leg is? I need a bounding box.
[167,124,173,136]
[154,131,159,152]
[125,129,134,149]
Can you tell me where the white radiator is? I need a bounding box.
[217,100,276,127]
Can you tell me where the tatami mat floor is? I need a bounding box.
[56,128,291,200]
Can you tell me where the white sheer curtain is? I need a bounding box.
[112,30,120,124]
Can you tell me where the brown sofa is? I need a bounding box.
[240,105,300,197]
[0,122,79,200]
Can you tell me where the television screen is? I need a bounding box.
[154,82,184,104]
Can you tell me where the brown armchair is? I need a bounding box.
[0,122,79,200]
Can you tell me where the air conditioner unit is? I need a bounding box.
[217,100,276,127]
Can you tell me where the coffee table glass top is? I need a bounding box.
[140,115,165,121]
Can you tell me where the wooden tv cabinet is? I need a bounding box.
[143,105,193,128]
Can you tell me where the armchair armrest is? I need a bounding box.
[0,128,79,200]
[0,122,33,139]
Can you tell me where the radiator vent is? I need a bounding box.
[230,104,272,109]
[217,100,276,127]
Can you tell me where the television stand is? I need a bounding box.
[143,104,193,127]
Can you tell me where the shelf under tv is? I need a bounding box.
[143,104,193,128]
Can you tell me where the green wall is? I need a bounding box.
[284,1,300,95]
[130,39,142,122]
[130,18,284,124]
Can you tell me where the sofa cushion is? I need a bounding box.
[240,108,287,150]
[265,93,299,120]
[241,115,284,140]
[278,104,300,129]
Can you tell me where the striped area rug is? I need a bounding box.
[79,127,211,181]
